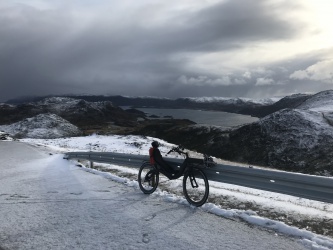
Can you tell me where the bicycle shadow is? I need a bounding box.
[137,198,200,233]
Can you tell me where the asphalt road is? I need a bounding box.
[0,141,307,250]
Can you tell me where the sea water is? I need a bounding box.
[130,107,259,128]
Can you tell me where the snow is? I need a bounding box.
[184,96,281,105]
[123,95,172,100]
[0,131,13,141]
[0,113,82,139]
[20,134,333,250]
[297,90,333,112]
[36,96,113,114]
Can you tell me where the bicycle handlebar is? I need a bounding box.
[165,145,217,168]
[166,145,187,157]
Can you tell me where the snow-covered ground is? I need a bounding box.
[19,134,333,250]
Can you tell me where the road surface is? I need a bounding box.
[0,141,307,249]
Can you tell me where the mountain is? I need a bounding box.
[3,91,333,175]
[221,106,333,175]
[0,97,142,130]
[297,90,333,112]
[5,95,290,117]
[70,95,284,116]
[60,94,314,117]
[239,93,311,117]
[148,90,333,175]
[0,113,82,139]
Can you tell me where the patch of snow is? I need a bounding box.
[122,95,172,100]
[0,131,13,141]
[0,103,15,107]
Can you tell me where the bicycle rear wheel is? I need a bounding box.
[138,163,159,194]
[183,169,209,207]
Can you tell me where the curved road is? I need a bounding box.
[0,141,307,249]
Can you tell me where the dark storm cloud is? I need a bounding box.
[0,0,308,102]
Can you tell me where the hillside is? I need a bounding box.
[5,95,292,118]
[0,97,142,131]
[134,90,333,175]
[0,113,82,139]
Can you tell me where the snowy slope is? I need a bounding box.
[36,96,113,114]
[259,108,333,151]
[0,113,82,139]
[297,90,333,112]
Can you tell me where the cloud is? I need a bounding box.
[289,70,309,80]
[177,73,253,87]
[255,78,275,86]
[243,71,252,79]
[177,75,233,86]
[290,59,333,83]
[0,0,329,102]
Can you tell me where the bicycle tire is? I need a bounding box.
[183,168,209,207]
[138,163,159,194]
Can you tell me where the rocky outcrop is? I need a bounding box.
[0,131,13,140]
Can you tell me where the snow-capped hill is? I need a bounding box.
[0,96,140,129]
[0,103,14,108]
[296,90,333,112]
[36,97,114,114]
[183,97,279,105]
[259,109,333,150]
[214,107,333,175]
[241,97,281,105]
[123,96,172,100]
[0,113,82,139]
[37,96,78,105]
[184,97,232,103]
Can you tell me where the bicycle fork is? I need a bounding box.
[145,170,157,186]
[189,174,199,188]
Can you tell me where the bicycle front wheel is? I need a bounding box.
[183,169,209,207]
[138,163,159,194]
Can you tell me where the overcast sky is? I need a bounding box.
[1,0,333,102]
